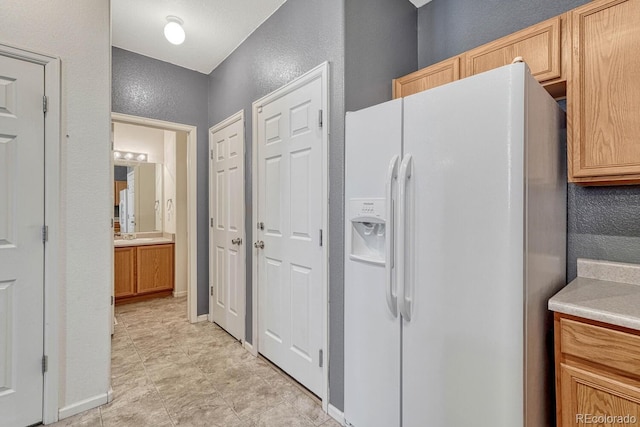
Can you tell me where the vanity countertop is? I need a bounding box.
[114,234,174,247]
[549,259,640,332]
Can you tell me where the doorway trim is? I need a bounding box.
[0,43,62,425]
[111,113,199,323]
[250,62,330,408]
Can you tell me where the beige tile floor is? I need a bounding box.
[50,296,341,427]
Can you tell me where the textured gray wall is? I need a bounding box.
[207,0,346,409]
[114,165,127,181]
[418,0,589,68]
[568,185,640,280]
[418,0,640,282]
[345,0,418,112]
[112,47,210,315]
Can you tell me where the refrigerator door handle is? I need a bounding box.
[385,155,400,317]
[397,154,413,321]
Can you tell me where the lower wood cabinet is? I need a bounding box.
[555,313,640,426]
[114,246,136,298]
[114,243,174,303]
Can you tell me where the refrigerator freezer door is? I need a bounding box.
[344,99,402,427]
[401,64,528,427]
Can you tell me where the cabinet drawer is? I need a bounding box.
[561,318,640,376]
[465,16,562,83]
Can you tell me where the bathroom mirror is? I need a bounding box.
[114,163,163,232]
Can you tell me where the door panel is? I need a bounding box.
[0,54,45,427]
[209,114,245,341]
[256,76,324,396]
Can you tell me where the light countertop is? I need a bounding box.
[549,259,640,331]
[114,234,174,247]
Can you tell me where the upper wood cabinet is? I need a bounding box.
[568,0,640,184]
[464,15,568,97]
[392,56,461,99]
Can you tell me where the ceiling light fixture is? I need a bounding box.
[164,16,185,45]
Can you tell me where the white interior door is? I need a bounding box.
[255,73,325,396]
[127,170,135,232]
[209,112,245,341]
[0,54,45,427]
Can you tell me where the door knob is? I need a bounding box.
[254,241,264,249]
[231,238,243,245]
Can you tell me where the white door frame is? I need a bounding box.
[111,113,199,323]
[0,43,61,424]
[207,110,246,338]
[251,62,329,409]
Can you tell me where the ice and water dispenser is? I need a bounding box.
[349,199,386,266]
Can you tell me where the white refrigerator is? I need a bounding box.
[344,63,566,427]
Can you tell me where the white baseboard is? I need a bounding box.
[328,404,345,426]
[197,314,208,322]
[107,386,113,403]
[243,340,257,356]
[173,290,188,298]
[58,392,109,420]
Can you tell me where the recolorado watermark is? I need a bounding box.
[576,413,637,424]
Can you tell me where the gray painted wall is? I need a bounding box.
[345,0,418,112]
[207,0,417,410]
[112,47,211,315]
[114,165,127,181]
[418,0,640,281]
[418,0,590,68]
[207,0,346,409]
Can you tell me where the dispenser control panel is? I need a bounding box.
[350,199,385,221]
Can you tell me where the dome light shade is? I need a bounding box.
[164,16,185,45]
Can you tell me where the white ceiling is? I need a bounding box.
[112,0,434,75]
[112,0,287,74]
[409,0,432,7]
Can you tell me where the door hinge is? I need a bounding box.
[318,109,323,128]
[319,229,323,247]
[42,355,48,374]
[41,225,48,243]
[111,295,114,306]
[210,287,213,296]
[319,349,323,368]
[43,95,48,115]
[210,218,214,227]
[210,149,213,160]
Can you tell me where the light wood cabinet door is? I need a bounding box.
[114,247,136,298]
[392,56,461,99]
[555,314,640,426]
[560,363,640,426]
[136,244,174,295]
[569,0,640,184]
[465,16,563,84]
[114,180,127,206]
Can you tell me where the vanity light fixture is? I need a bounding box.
[113,150,148,163]
[164,16,185,45]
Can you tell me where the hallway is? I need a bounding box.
[51,297,339,426]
